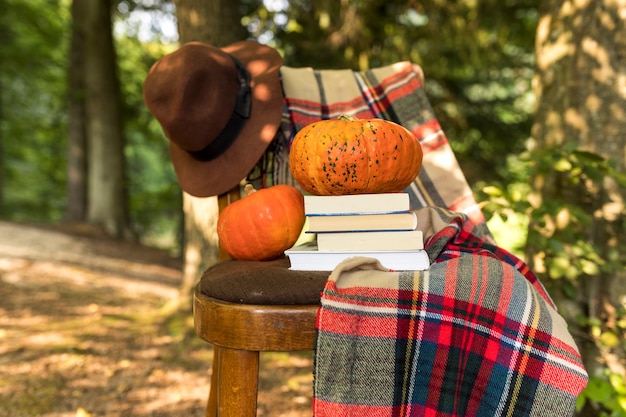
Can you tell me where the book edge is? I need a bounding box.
[303,193,410,215]
[306,211,418,233]
[285,250,430,271]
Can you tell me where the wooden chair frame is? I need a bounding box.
[193,186,319,417]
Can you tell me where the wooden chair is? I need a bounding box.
[193,63,487,417]
[193,186,328,417]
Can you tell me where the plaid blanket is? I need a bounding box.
[313,207,588,417]
[272,64,586,414]
[264,63,492,239]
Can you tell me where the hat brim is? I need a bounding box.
[168,41,284,197]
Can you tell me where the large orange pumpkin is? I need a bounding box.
[217,184,305,261]
[289,115,423,195]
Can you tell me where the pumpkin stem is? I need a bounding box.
[337,114,358,121]
[244,183,257,196]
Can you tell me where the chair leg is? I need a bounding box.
[217,346,260,417]
[205,346,220,417]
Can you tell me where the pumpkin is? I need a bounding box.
[289,115,423,195]
[217,184,305,261]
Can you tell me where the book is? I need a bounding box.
[304,193,410,215]
[316,229,424,251]
[285,241,430,271]
[307,211,418,233]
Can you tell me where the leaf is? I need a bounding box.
[581,259,600,276]
[572,149,606,163]
[562,280,577,299]
[584,165,605,183]
[609,372,626,395]
[613,172,626,188]
[553,158,572,172]
[582,377,612,403]
[482,185,504,197]
[599,331,620,348]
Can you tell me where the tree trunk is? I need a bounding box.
[0,0,5,217]
[172,0,247,301]
[531,0,625,412]
[84,0,129,237]
[65,0,88,223]
[0,74,4,218]
[174,0,246,46]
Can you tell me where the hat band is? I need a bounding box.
[188,56,252,162]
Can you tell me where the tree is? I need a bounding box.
[66,0,89,223]
[166,0,542,302]
[0,0,5,216]
[0,0,69,222]
[530,0,626,414]
[252,0,539,187]
[174,0,245,45]
[84,0,130,237]
[172,0,247,300]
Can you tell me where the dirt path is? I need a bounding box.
[0,221,313,417]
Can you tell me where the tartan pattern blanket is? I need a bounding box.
[313,207,588,417]
[265,63,491,238]
[267,64,587,414]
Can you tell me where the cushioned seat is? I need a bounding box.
[199,257,328,305]
[194,257,327,417]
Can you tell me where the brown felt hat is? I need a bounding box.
[143,41,283,197]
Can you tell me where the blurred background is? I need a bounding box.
[0,1,624,415]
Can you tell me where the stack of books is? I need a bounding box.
[285,192,430,271]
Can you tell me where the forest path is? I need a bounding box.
[0,221,312,417]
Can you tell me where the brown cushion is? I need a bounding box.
[199,257,330,305]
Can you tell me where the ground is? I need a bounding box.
[0,221,313,417]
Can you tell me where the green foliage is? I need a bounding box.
[480,144,626,417]
[2,2,624,414]
[482,144,625,278]
[525,146,625,283]
[115,35,181,250]
[577,369,626,417]
[243,0,538,186]
[0,0,70,221]
[0,1,181,251]
[1,0,541,254]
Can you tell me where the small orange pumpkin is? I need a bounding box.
[289,115,423,195]
[217,184,305,261]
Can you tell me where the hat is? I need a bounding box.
[143,41,284,197]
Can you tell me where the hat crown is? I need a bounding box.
[143,40,284,197]
[143,42,240,152]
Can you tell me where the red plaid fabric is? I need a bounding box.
[273,63,587,415]
[313,207,587,417]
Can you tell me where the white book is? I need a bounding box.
[304,193,410,215]
[307,211,418,233]
[285,241,430,271]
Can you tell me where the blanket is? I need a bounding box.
[253,62,491,239]
[272,63,587,415]
[313,207,588,417]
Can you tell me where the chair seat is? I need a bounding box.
[198,256,329,305]
[194,256,328,416]
[194,292,320,351]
